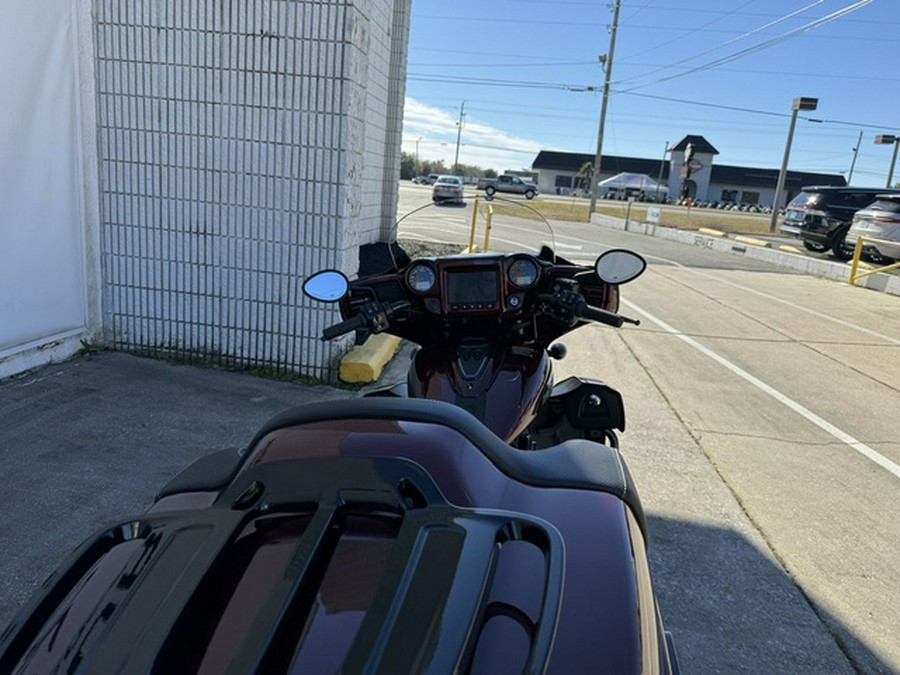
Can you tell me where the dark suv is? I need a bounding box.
[779,186,900,260]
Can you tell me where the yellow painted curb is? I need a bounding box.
[777,244,802,254]
[698,227,726,237]
[339,333,402,383]
[733,235,771,248]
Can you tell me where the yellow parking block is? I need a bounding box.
[340,333,402,383]
[733,235,771,248]
[698,227,726,237]
[777,244,802,254]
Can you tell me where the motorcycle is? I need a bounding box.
[0,206,680,674]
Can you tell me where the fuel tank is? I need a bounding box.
[407,340,551,443]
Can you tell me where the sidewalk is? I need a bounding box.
[0,351,359,628]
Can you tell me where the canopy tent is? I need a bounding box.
[597,172,663,191]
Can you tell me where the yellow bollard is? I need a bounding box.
[468,197,479,253]
[482,205,493,252]
[848,237,864,285]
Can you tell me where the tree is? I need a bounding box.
[400,151,416,180]
[576,161,594,190]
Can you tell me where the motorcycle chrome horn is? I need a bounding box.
[302,270,349,302]
[594,249,647,285]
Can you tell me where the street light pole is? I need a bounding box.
[875,134,900,188]
[769,97,818,233]
[588,0,621,219]
[846,130,863,184]
[416,136,422,173]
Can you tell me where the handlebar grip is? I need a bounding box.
[576,301,626,328]
[322,312,367,340]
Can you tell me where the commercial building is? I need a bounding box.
[532,135,846,206]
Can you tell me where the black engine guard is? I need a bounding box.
[526,376,625,448]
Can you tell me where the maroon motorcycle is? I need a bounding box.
[0,231,680,674]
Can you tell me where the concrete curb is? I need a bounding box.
[339,333,402,383]
[592,213,900,297]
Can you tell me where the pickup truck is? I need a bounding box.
[476,174,539,200]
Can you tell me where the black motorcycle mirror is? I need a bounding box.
[302,270,349,302]
[594,249,647,285]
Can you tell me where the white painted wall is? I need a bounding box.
[0,0,101,378]
[91,0,410,380]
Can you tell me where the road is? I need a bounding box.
[398,183,900,673]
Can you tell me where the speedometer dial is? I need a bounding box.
[508,258,539,288]
[407,263,436,293]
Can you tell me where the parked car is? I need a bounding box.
[779,186,900,260]
[432,175,464,204]
[476,174,539,200]
[845,194,900,262]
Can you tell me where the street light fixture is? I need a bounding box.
[769,97,819,233]
[875,134,899,188]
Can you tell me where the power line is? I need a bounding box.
[616,0,826,86]
[407,73,599,92]
[615,91,900,133]
[621,0,757,64]
[616,0,873,92]
[407,78,900,135]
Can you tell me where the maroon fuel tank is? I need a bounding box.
[407,342,552,443]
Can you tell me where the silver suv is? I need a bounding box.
[780,186,900,260]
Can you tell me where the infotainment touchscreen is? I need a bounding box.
[446,269,499,305]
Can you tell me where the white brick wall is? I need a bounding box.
[93,0,411,379]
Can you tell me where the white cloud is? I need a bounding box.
[401,97,545,173]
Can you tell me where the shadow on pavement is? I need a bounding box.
[647,513,894,674]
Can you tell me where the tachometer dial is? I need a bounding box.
[508,258,539,288]
[407,263,436,293]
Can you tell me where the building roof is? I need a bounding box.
[532,151,670,179]
[710,164,847,189]
[669,135,719,155]
[532,150,845,189]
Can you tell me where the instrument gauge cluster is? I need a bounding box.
[507,257,540,289]
[404,255,544,315]
[406,263,436,293]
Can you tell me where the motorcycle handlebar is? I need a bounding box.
[575,301,623,327]
[322,312,367,341]
[576,300,640,328]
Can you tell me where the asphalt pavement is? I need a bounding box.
[0,352,357,629]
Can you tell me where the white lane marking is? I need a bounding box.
[623,298,900,480]
[642,253,900,347]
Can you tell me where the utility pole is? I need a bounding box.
[847,130,863,184]
[588,0,622,219]
[453,100,466,175]
[655,141,668,203]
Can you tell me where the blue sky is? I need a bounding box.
[401,0,899,187]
